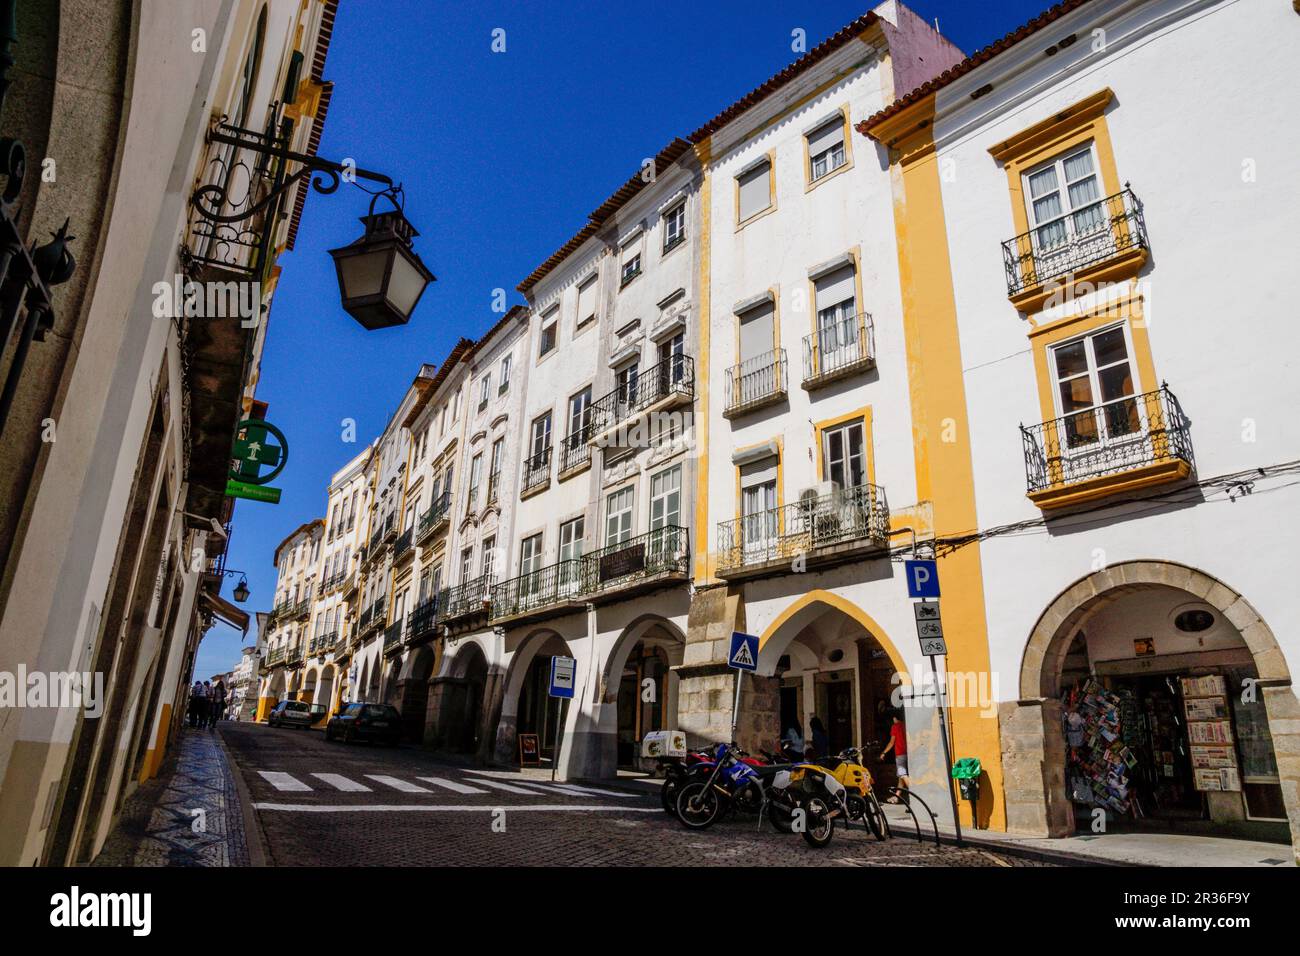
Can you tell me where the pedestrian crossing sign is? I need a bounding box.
[728,632,758,672]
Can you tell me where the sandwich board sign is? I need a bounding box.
[728,632,758,672]
[548,655,576,699]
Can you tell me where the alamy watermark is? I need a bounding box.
[152,273,261,327]
[0,666,104,717]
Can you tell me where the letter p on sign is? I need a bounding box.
[905,559,940,599]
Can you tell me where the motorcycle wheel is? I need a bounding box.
[767,803,795,834]
[867,792,891,840]
[801,797,836,848]
[675,782,723,830]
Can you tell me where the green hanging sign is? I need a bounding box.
[228,418,288,503]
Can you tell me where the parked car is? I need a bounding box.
[326,702,402,745]
[267,700,319,729]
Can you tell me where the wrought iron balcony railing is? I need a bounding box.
[383,618,404,652]
[1021,385,1191,496]
[717,483,889,575]
[583,525,690,595]
[407,599,438,643]
[1002,187,1148,299]
[491,560,586,621]
[359,596,387,636]
[522,446,552,495]
[436,573,494,623]
[284,642,304,666]
[724,348,788,417]
[802,314,874,388]
[366,527,383,558]
[381,512,397,542]
[585,354,695,444]
[417,489,452,543]
[265,646,286,666]
[393,526,413,560]
[185,119,288,278]
[558,430,591,474]
[308,631,339,656]
[268,601,293,624]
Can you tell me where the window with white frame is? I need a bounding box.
[539,312,558,356]
[662,202,685,252]
[531,412,552,459]
[479,373,492,410]
[520,533,543,575]
[559,516,585,561]
[736,159,772,222]
[649,465,681,530]
[499,352,512,393]
[466,453,482,512]
[657,330,685,385]
[481,535,496,580]
[605,486,634,546]
[620,235,643,287]
[813,265,858,360]
[740,456,778,552]
[459,547,474,583]
[567,387,592,448]
[807,116,846,182]
[821,419,866,490]
[616,360,639,406]
[488,437,504,502]
[1050,324,1139,449]
[1024,143,1105,252]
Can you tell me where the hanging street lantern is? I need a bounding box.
[328,188,435,330]
[232,576,250,604]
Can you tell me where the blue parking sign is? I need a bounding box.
[905,559,940,599]
[728,632,758,671]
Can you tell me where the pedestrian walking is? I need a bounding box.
[187,680,204,728]
[209,680,227,730]
[879,712,910,801]
[809,715,830,758]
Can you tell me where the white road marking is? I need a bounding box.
[258,771,311,792]
[312,773,371,792]
[365,774,431,793]
[415,776,489,794]
[252,803,662,813]
[545,783,637,798]
[475,778,550,795]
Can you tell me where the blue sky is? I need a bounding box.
[195,0,1050,678]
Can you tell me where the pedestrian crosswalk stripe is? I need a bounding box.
[253,803,662,814]
[415,776,489,795]
[476,778,549,795]
[312,773,371,792]
[365,774,431,793]
[259,771,311,792]
[546,783,636,798]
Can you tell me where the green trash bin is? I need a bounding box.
[952,758,982,827]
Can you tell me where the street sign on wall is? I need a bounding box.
[914,601,947,656]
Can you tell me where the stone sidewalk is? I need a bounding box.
[92,725,253,867]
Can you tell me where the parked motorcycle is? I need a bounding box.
[675,742,846,848]
[813,746,890,840]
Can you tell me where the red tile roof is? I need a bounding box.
[857,0,1094,136]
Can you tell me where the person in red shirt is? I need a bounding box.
[879,712,909,802]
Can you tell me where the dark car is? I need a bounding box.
[267,700,320,729]
[326,702,401,745]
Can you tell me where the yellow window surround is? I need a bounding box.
[989,88,1147,315]
[812,405,876,489]
[1024,285,1188,509]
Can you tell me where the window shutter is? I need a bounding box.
[807,118,843,158]
[577,278,597,323]
[814,265,855,313]
[740,455,778,489]
[737,162,770,221]
[738,302,775,364]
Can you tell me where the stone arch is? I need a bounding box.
[598,614,687,704]
[592,615,687,774]
[1008,560,1298,859]
[1021,560,1291,699]
[300,666,319,703]
[396,644,437,743]
[757,588,910,683]
[492,628,575,765]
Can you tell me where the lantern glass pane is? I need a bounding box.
[338,247,389,300]
[386,248,428,317]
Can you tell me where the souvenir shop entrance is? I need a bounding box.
[1055,584,1288,839]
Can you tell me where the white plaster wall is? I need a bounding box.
[928,0,1300,696]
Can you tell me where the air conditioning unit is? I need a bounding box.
[799,481,840,506]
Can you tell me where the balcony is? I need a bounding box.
[802,314,874,389]
[1002,186,1149,312]
[393,526,414,563]
[383,618,405,654]
[558,431,591,478]
[265,646,286,666]
[284,642,304,666]
[308,631,339,657]
[490,560,586,625]
[717,483,889,579]
[381,512,398,543]
[416,490,452,544]
[585,354,695,447]
[358,596,387,638]
[1021,385,1191,510]
[407,599,439,644]
[436,573,494,625]
[724,348,788,418]
[268,600,293,625]
[522,446,551,498]
[583,525,690,601]
[321,570,346,595]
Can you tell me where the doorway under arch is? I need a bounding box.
[600,616,685,772]
[397,645,437,743]
[495,629,574,767]
[1012,560,1297,856]
[432,641,489,754]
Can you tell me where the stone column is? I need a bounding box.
[998,698,1073,837]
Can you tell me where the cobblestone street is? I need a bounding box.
[218,722,1052,867]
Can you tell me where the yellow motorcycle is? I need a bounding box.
[810,746,890,841]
